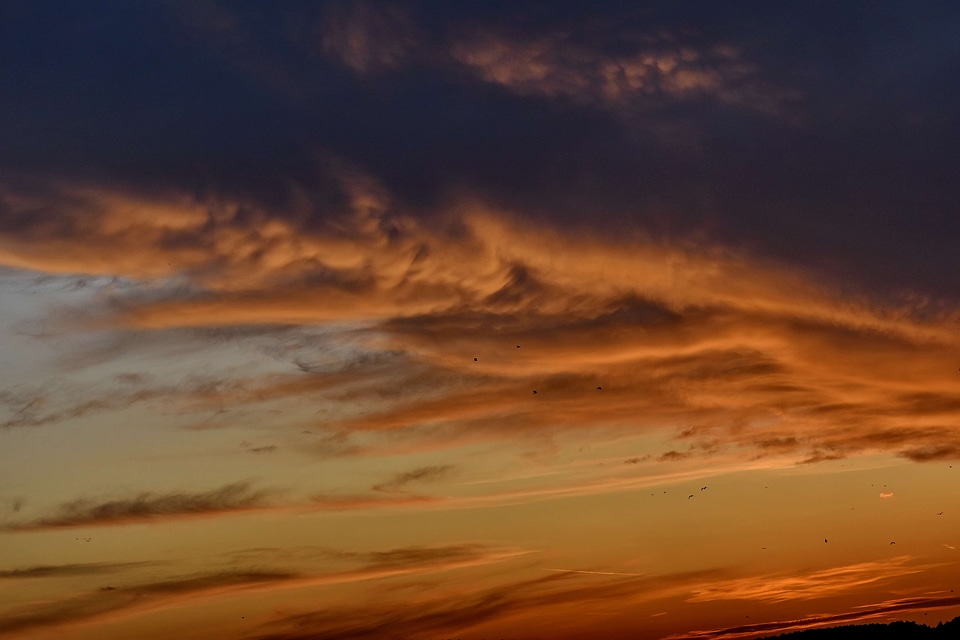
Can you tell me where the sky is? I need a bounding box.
[1,2,960,638]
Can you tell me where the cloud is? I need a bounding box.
[244,444,279,454]
[0,542,523,637]
[449,29,790,117]
[0,387,161,430]
[371,464,455,492]
[669,595,960,640]
[319,1,421,73]
[252,567,725,640]
[308,493,440,511]
[901,445,960,462]
[2,176,960,472]
[0,562,149,580]
[2,482,277,531]
[315,3,794,119]
[0,569,296,637]
[687,557,926,604]
[358,543,501,569]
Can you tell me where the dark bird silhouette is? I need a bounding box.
[473,357,478,361]
[597,386,602,390]
[516,345,521,348]
[532,390,537,394]
[825,538,828,543]
[701,486,707,491]
[890,541,896,545]
[938,512,944,516]
[688,494,694,499]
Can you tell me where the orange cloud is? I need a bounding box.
[253,567,726,640]
[2,177,959,473]
[312,3,794,117]
[0,543,528,638]
[669,595,960,639]
[687,556,927,604]
[449,31,761,110]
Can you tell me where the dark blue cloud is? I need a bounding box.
[2,0,959,297]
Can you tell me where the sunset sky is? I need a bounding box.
[2,2,960,639]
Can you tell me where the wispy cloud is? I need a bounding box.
[253,567,725,640]
[0,562,149,580]
[688,556,927,604]
[319,1,421,73]
[2,482,277,531]
[0,543,524,637]
[372,464,455,492]
[449,30,789,116]
[0,569,296,637]
[669,595,960,639]
[316,3,795,119]
[308,493,440,511]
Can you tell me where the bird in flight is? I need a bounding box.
[688,494,694,499]
[532,390,537,394]
[890,541,896,545]
[824,538,828,543]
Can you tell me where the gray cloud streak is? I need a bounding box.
[2,482,276,531]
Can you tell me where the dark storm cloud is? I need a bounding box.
[2,1,959,297]
[2,482,276,530]
[0,2,959,474]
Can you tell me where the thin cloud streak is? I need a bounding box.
[0,569,296,638]
[252,567,727,640]
[2,482,277,531]
[688,557,929,604]
[669,595,960,640]
[0,562,150,579]
[371,464,455,492]
[0,543,526,638]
